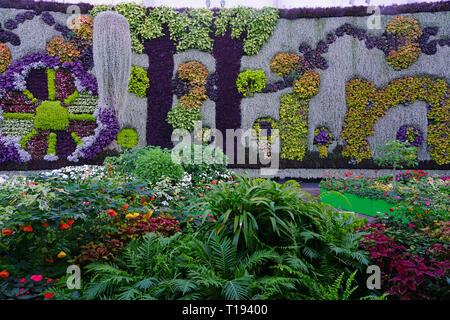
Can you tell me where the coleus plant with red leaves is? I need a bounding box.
[357,223,449,300]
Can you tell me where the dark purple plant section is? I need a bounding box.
[143,26,176,149]
[0,28,20,46]
[25,68,49,101]
[55,130,77,159]
[278,1,450,19]
[212,30,244,160]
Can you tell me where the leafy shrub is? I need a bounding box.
[174,143,228,185]
[128,66,149,98]
[293,70,320,99]
[279,94,309,161]
[134,147,184,185]
[270,53,299,77]
[117,128,139,149]
[45,36,81,63]
[177,61,208,86]
[358,221,449,300]
[236,70,266,97]
[193,175,369,277]
[166,104,203,132]
[0,42,11,74]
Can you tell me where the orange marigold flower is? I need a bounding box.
[123,204,129,210]
[23,226,33,232]
[42,222,49,228]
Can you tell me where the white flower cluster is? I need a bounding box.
[43,154,59,161]
[0,119,34,137]
[67,93,98,114]
[39,164,107,180]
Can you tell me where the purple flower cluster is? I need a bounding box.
[0,136,21,164]
[263,77,294,94]
[173,76,190,98]
[396,125,424,147]
[314,128,332,146]
[4,10,35,30]
[0,27,20,46]
[62,59,97,94]
[81,107,119,159]
[80,46,94,71]
[0,52,96,95]
[41,11,55,26]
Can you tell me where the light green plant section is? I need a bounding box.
[47,132,57,156]
[68,114,96,122]
[90,4,278,55]
[128,66,149,98]
[19,129,38,149]
[23,89,38,104]
[236,70,266,97]
[46,68,56,101]
[279,94,309,161]
[71,132,83,146]
[117,128,139,149]
[2,113,35,120]
[63,91,79,106]
[34,101,69,131]
[214,7,279,55]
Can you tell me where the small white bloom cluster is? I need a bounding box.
[40,165,107,180]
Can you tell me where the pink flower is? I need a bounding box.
[19,278,25,283]
[354,186,358,189]
[408,224,415,228]
[83,202,89,205]
[30,275,43,282]
[426,201,430,206]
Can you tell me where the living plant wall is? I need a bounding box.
[0,1,449,171]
